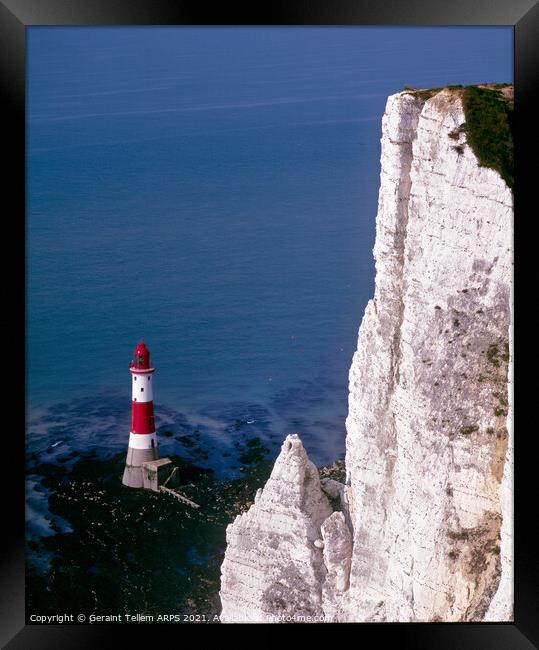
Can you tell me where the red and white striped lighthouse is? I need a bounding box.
[122,340,160,487]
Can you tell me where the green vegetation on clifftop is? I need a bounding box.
[402,84,513,190]
[461,85,513,189]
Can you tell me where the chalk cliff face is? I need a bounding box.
[220,434,332,622]
[219,88,513,622]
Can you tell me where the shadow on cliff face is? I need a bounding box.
[262,565,321,620]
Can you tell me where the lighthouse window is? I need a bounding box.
[141,387,144,392]
[148,376,150,381]
[134,376,137,381]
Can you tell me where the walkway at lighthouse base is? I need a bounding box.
[141,458,200,509]
[141,458,178,492]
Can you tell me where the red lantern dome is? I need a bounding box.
[130,340,151,371]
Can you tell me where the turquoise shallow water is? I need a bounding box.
[26,26,511,613]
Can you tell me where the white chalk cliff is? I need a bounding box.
[219,88,513,622]
[220,434,333,622]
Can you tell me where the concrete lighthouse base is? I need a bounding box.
[122,445,160,488]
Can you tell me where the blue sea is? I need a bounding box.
[26,27,511,600]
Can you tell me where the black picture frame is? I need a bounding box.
[3,0,537,646]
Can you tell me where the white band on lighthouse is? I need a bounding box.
[128,432,158,450]
[131,372,154,402]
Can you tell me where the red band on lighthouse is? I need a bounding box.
[131,401,155,434]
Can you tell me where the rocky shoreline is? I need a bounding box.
[26,420,344,621]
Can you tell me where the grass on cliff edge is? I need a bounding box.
[403,84,513,190]
[461,86,513,189]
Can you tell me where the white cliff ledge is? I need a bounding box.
[219,87,513,622]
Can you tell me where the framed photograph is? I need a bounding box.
[3,0,536,645]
